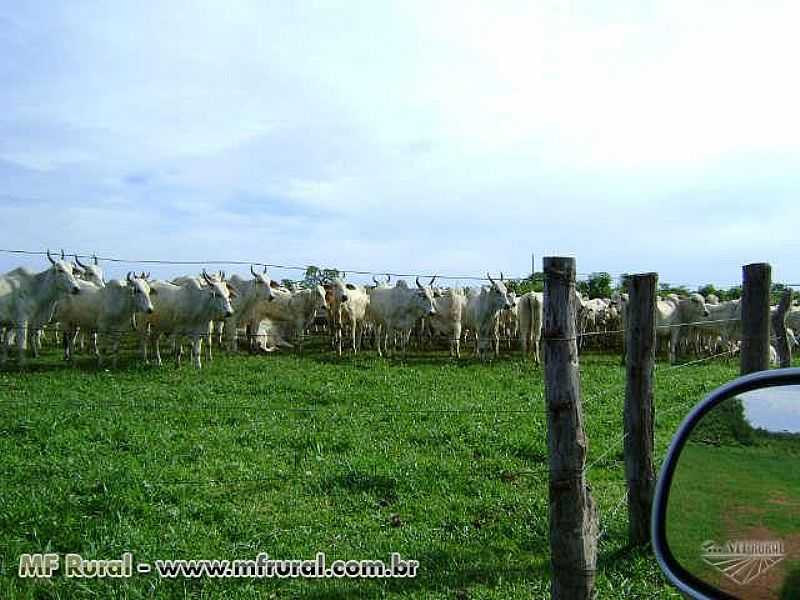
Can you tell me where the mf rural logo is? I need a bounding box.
[701,539,785,585]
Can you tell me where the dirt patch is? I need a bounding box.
[706,525,800,600]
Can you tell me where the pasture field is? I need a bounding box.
[0,341,768,599]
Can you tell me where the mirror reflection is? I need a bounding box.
[667,385,800,599]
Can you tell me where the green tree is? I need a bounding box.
[303,265,342,287]
[578,272,612,299]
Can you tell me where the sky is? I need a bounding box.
[743,386,800,433]
[1,1,799,287]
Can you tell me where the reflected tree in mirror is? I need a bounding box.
[667,385,800,599]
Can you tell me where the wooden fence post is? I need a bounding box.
[623,273,657,546]
[740,263,771,375]
[772,288,793,369]
[543,257,598,599]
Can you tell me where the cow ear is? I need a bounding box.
[227,283,239,298]
[345,283,356,290]
[269,281,280,289]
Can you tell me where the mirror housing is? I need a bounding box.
[653,367,800,599]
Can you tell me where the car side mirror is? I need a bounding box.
[653,368,800,599]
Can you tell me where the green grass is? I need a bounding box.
[0,340,756,598]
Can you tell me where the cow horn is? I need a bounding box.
[416,276,423,289]
[500,271,505,282]
[263,265,267,274]
[93,254,98,265]
[127,271,134,283]
[251,265,258,278]
[145,272,150,280]
[46,249,55,264]
[487,272,496,286]
[60,248,65,260]
[373,275,380,286]
[385,274,391,284]
[74,254,88,270]
[220,270,226,282]
[201,269,212,284]
[430,275,438,287]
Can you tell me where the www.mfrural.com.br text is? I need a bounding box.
[18,552,419,579]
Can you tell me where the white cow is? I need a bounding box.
[366,277,437,357]
[496,290,519,350]
[656,293,710,364]
[253,285,329,352]
[138,270,235,368]
[427,287,468,358]
[0,250,82,365]
[56,272,155,367]
[517,291,543,363]
[693,299,742,354]
[327,278,370,356]
[462,273,515,359]
[221,266,277,351]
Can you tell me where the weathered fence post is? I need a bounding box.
[740,263,771,375]
[543,257,598,599]
[623,273,657,546]
[772,289,793,369]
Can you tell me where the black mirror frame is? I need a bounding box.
[652,367,800,600]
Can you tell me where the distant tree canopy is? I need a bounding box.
[302,266,342,287]
[577,272,613,299]
[507,272,544,295]
[275,265,798,303]
[690,397,754,446]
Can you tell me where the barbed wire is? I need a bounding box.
[0,248,518,282]
[7,247,800,289]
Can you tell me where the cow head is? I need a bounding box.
[201,269,235,318]
[47,248,81,295]
[74,254,105,287]
[250,265,276,302]
[126,271,155,314]
[332,278,357,304]
[688,292,710,318]
[415,275,438,316]
[487,272,513,311]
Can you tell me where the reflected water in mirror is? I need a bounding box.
[667,385,800,599]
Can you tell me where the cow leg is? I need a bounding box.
[30,329,39,358]
[0,328,7,365]
[154,336,164,367]
[63,327,71,361]
[192,336,203,368]
[15,323,27,365]
[205,333,213,363]
[69,329,80,364]
[669,328,679,365]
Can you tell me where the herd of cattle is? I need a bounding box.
[1,251,798,368]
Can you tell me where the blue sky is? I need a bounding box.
[1,1,799,286]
